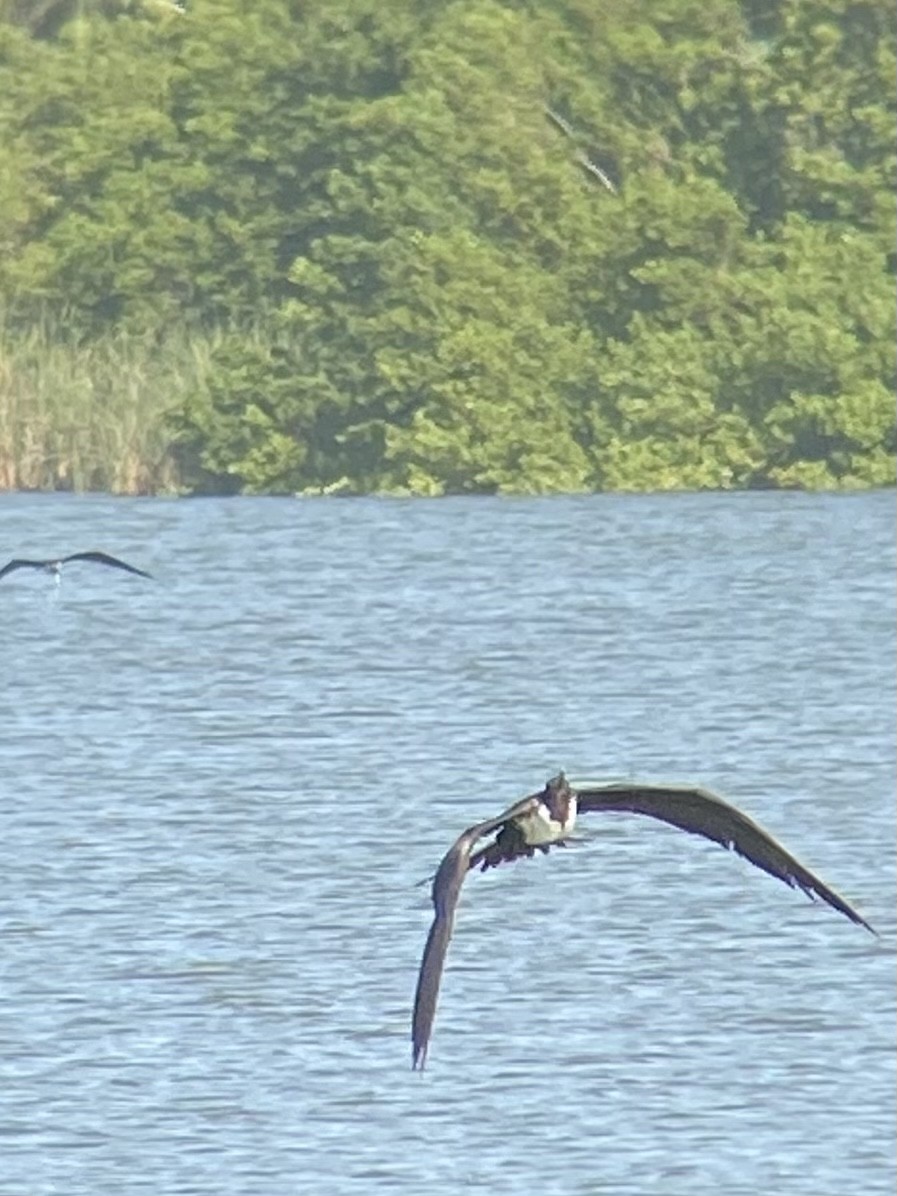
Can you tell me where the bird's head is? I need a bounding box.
[544,772,570,798]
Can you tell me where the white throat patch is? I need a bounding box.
[520,795,577,845]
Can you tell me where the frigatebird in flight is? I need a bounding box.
[411,773,874,1069]
[544,104,618,193]
[0,551,152,582]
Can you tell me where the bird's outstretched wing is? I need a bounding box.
[544,104,576,141]
[0,559,46,580]
[63,551,152,578]
[574,782,874,932]
[574,148,617,193]
[411,792,543,1070]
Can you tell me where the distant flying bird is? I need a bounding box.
[544,104,618,193]
[0,551,152,582]
[411,772,874,1069]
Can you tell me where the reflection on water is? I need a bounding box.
[0,490,894,1195]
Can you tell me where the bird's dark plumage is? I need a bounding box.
[411,773,873,1069]
[0,551,151,581]
[412,788,548,1071]
[573,782,871,926]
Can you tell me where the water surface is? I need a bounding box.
[0,490,894,1195]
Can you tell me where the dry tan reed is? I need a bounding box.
[0,317,217,494]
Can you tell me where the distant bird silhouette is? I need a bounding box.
[412,772,874,1069]
[0,551,152,582]
[544,104,617,193]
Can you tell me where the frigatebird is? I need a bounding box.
[411,772,874,1069]
[544,104,618,193]
[0,551,152,582]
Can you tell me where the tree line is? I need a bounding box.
[0,0,893,494]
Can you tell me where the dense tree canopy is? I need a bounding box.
[0,0,893,493]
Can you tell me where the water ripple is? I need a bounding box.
[0,490,893,1195]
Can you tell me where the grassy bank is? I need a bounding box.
[1,314,893,497]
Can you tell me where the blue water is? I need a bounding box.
[0,490,894,1195]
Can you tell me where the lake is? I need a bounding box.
[0,489,894,1195]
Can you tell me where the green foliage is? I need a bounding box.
[168,326,313,494]
[0,0,893,494]
[372,230,595,495]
